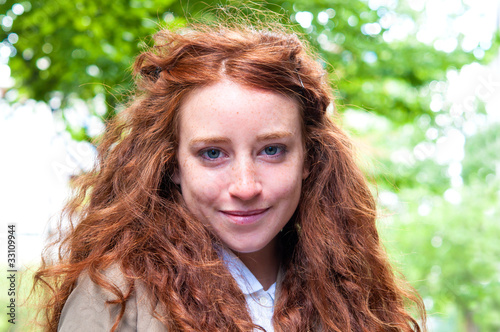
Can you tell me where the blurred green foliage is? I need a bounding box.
[1,0,499,331]
[1,0,478,127]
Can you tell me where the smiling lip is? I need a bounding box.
[221,208,270,225]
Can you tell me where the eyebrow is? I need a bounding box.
[256,131,294,141]
[189,136,231,146]
[188,131,294,146]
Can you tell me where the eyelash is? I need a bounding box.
[260,145,286,157]
[199,145,286,161]
[200,148,227,160]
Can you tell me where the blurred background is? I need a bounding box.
[0,0,499,331]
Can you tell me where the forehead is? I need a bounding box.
[177,80,302,140]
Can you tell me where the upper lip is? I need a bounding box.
[221,208,269,216]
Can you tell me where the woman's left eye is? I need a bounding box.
[261,145,284,156]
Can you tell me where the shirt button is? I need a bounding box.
[258,296,270,306]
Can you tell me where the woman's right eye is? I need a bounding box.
[201,148,223,160]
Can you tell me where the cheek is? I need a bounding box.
[180,165,223,205]
[266,165,303,202]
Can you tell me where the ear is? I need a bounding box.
[172,168,181,185]
[302,160,310,180]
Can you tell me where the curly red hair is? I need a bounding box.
[34,23,425,331]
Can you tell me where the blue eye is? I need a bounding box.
[263,146,282,156]
[202,149,221,159]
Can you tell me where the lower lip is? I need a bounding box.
[221,209,269,225]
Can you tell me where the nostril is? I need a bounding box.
[229,177,262,200]
[228,161,262,200]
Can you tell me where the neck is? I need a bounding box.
[234,239,280,290]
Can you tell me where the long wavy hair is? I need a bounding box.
[34,22,425,331]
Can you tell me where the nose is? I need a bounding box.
[228,159,262,201]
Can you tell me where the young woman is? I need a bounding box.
[34,22,425,331]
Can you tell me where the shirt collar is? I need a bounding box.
[218,246,274,297]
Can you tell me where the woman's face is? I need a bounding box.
[174,79,307,255]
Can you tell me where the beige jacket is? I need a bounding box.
[58,266,165,331]
[58,264,285,331]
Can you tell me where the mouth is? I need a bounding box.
[220,208,270,225]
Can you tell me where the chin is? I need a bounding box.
[227,245,261,254]
[224,238,271,255]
